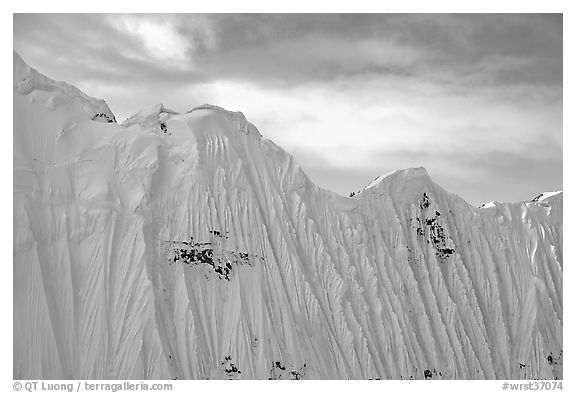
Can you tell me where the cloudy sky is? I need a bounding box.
[13,14,562,205]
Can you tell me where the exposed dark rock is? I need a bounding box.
[92,112,115,123]
[166,233,263,280]
[420,192,430,210]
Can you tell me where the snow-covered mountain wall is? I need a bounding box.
[13,52,562,380]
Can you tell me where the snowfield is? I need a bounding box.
[13,52,562,380]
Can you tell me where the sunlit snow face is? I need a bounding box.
[13,13,562,206]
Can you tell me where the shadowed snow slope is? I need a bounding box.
[13,52,562,380]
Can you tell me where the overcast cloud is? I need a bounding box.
[13,14,562,205]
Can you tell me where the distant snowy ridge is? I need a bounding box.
[13,52,562,380]
[478,190,563,209]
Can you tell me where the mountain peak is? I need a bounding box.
[532,191,562,203]
[121,103,178,130]
[184,104,262,138]
[361,167,431,197]
[187,103,230,114]
[13,50,115,124]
